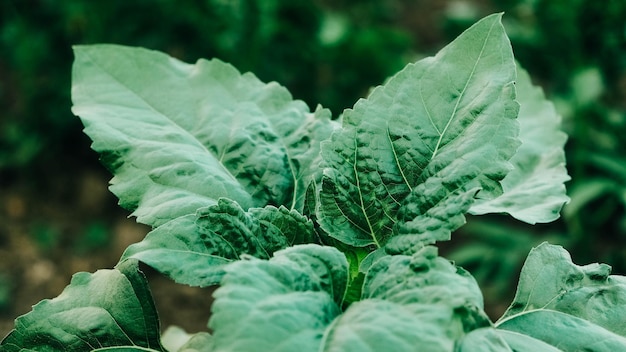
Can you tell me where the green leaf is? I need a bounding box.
[72,44,335,228]
[208,245,495,351]
[322,300,458,352]
[0,260,164,352]
[498,242,626,337]
[318,13,518,250]
[208,245,348,351]
[494,330,562,352]
[455,328,512,352]
[498,310,626,351]
[120,198,317,287]
[362,247,484,311]
[177,334,213,352]
[323,247,490,351]
[469,66,570,223]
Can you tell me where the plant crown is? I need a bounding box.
[3,14,624,352]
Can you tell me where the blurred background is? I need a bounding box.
[1,0,625,337]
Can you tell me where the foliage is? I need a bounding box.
[3,13,625,352]
[0,0,410,171]
[436,0,626,309]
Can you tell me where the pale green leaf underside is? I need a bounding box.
[120,198,317,287]
[318,13,518,250]
[72,44,334,228]
[0,260,164,352]
[469,66,570,223]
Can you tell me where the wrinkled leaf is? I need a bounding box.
[323,247,491,352]
[120,198,317,287]
[498,310,626,351]
[208,244,495,351]
[72,44,335,227]
[470,66,570,223]
[0,260,164,352]
[208,245,348,351]
[318,13,518,251]
[322,300,457,352]
[495,330,562,352]
[498,242,626,337]
[362,246,485,313]
[455,328,512,352]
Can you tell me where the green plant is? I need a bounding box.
[3,14,623,351]
[436,0,626,315]
[0,0,412,173]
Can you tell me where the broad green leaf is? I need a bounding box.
[318,13,518,250]
[495,330,562,352]
[322,300,457,352]
[498,242,626,337]
[455,328,512,352]
[456,328,564,352]
[208,245,495,351]
[469,66,570,223]
[362,246,485,313]
[119,214,230,287]
[208,245,348,352]
[323,247,491,352]
[0,260,164,352]
[72,44,335,227]
[120,198,317,287]
[498,310,626,351]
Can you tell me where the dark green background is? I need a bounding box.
[1,0,625,335]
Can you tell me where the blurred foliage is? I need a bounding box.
[0,0,413,174]
[1,0,625,319]
[0,274,9,312]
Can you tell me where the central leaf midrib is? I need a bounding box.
[430,20,497,160]
[352,133,380,248]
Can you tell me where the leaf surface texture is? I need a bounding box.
[494,242,626,350]
[470,66,570,223]
[72,45,335,227]
[0,260,164,352]
[317,13,519,251]
[208,245,492,351]
[120,198,317,287]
